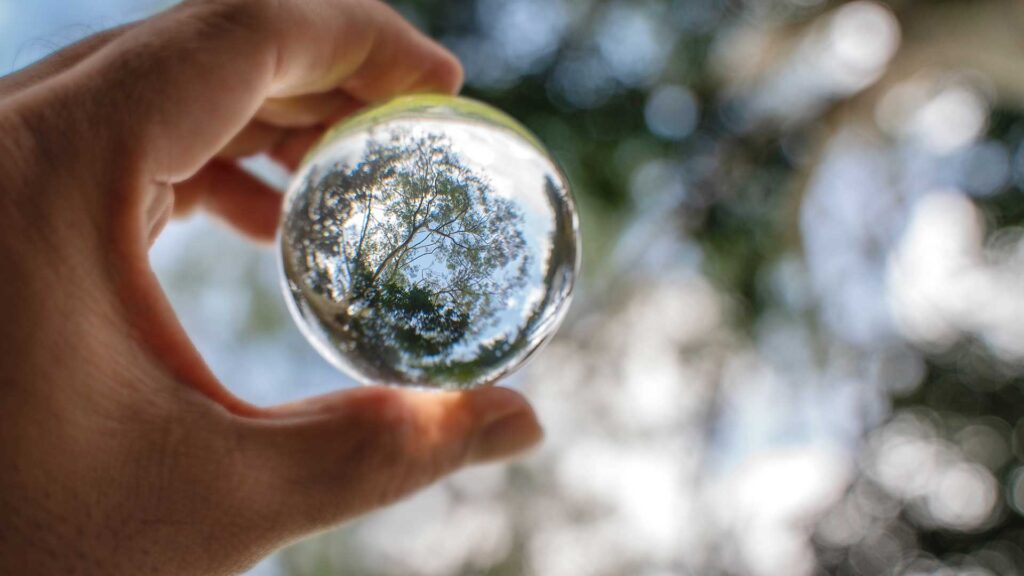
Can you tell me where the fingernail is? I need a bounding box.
[468,390,544,463]
[473,386,532,426]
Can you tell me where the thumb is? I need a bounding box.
[232,385,542,540]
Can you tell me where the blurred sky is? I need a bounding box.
[0,0,170,72]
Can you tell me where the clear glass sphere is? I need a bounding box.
[279,95,579,390]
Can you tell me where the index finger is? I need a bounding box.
[20,0,462,183]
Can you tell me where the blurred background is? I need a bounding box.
[4,0,1024,574]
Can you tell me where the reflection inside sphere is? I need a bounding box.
[280,96,578,389]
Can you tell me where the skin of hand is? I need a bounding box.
[0,0,544,573]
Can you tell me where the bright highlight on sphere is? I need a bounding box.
[279,95,579,390]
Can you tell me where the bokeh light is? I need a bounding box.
[645,85,700,141]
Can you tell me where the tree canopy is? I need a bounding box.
[287,128,531,383]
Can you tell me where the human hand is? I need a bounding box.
[0,1,542,573]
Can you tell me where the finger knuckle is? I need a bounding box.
[181,0,275,39]
[0,106,35,188]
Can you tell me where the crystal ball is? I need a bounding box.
[279,95,579,389]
